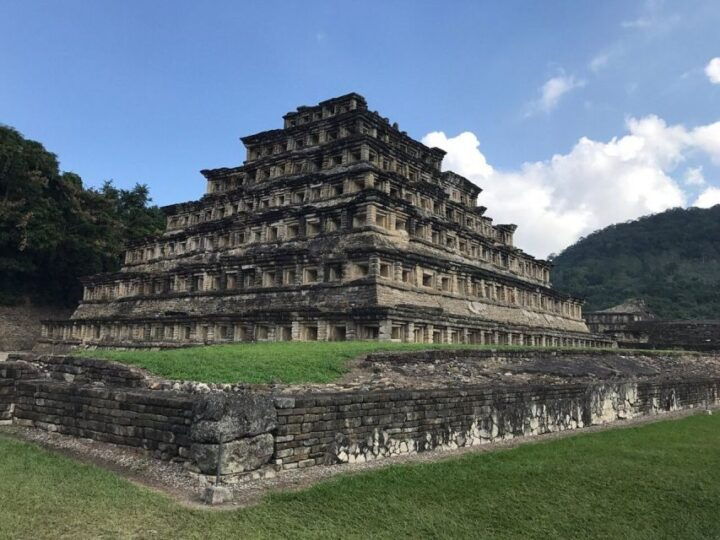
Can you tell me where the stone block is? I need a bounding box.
[191,392,277,444]
[273,396,296,409]
[202,485,233,505]
[190,433,275,475]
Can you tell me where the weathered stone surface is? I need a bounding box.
[191,433,274,475]
[2,372,194,460]
[274,378,720,471]
[202,485,233,505]
[3,350,720,479]
[191,392,277,444]
[586,299,720,351]
[33,355,148,388]
[39,93,609,350]
[0,305,72,351]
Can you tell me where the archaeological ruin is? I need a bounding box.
[3,350,720,483]
[586,299,720,351]
[39,93,610,349]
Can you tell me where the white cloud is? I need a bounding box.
[527,74,585,116]
[692,122,720,164]
[423,114,720,257]
[694,186,720,208]
[422,131,493,179]
[589,53,610,72]
[620,0,680,32]
[589,44,624,73]
[621,17,652,29]
[706,58,720,84]
[684,166,705,186]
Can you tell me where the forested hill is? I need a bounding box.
[551,206,720,319]
[0,125,165,307]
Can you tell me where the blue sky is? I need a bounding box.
[2,0,719,255]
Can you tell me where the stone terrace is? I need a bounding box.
[40,93,609,350]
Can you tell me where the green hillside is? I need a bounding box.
[550,206,720,319]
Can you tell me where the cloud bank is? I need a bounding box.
[695,186,720,208]
[423,116,720,257]
[706,57,720,84]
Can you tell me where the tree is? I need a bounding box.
[0,125,165,306]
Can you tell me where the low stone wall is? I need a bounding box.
[2,353,719,481]
[364,348,632,364]
[13,380,195,459]
[30,354,149,388]
[626,320,720,351]
[272,379,720,470]
[0,379,12,423]
[0,358,277,469]
[0,361,42,424]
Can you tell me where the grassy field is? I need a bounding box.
[77,341,499,384]
[1,413,719,539]
[72,341,669,385]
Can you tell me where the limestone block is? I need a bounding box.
[202,485,233,505]
[190,433,274,475]
[191,392,277,444]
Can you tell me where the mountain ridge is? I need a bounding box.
[550,205,720,319]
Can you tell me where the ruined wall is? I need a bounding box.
[0,361,41,424]
[0,305,73,351]
[30,354,150,388]
[12,380,195,459]
[626,320,720,351]
[2,353,719,479]
[0,378,11,423]
[0,358,278,471]
[272,379,719,470]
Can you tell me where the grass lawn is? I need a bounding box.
[76,341,504,384]
[1,413,719,539]
[73,342,656,385]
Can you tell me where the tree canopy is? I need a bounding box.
[551,205,720,319]
[0,125,165,306]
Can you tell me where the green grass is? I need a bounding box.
[2,413,720,539]
[76,341,495,384]
[76,341,691,385]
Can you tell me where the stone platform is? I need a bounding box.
[1,349,718,483]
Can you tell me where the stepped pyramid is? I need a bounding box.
[41,93,606,348]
